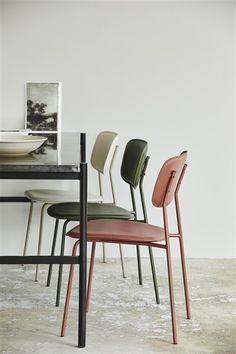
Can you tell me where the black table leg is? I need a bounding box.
[78,161,87,348]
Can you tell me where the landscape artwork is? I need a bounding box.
[25,82,61,132]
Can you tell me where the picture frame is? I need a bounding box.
[25,82,61,132]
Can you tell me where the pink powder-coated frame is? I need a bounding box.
[61,152,191,344]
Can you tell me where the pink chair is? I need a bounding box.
[61,151,191,344]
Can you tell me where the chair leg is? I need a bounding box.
[86,242,97,312]
[61,239,80,337]
[23,201,34,257]
[179,237,191,319]
[136,245,143,285]
[102,243,106,263]
[35,203,48,282]
[166,245,177,344]
[46,218,59,287]
[119,244,126,278]
[174,188,191,320]
[148,247,160,304]
[56,219,70,307]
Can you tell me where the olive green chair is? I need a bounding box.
[47,139,160,307]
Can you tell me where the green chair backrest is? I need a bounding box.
[120,139,148,188]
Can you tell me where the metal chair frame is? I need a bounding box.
[61,158,191,344]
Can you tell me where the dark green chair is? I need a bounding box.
[47,139,160,306]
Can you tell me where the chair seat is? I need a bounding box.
[67,219,165,243]
[25,189,102,203]
[47,202,134,221]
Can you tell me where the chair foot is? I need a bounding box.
[136,245,143,285]
[35,264,39,282]
[165,244,178,346]
[119,244,126,278]
[178,237,191,320]
[148,247,160,305]
[56,263,63,307]
[102,243,106,263]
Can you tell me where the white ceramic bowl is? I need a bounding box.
[0,133,47,156]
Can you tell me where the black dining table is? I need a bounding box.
[0,131,87,348]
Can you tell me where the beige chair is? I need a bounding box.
[23,131,122,281]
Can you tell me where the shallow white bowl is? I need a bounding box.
[0,133,47,156]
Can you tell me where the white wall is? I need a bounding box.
[0,1,2,123]
[0,0,235,258]
[0,1,3,232]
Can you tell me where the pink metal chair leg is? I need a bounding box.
[61,240,80,337]
[163,203,177,345]
[179,237,191,319]
[175,190,191,320]
[86,242,96,312]
[61,240,97,336]
[166,245,177,344]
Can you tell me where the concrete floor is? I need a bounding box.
[0,258,235,354]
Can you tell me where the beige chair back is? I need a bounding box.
[90,131,118,174]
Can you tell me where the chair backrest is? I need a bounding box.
[120,139,148,188]
[152,151,187,208]
[90,131,118,174]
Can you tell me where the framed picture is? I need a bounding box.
[25,82,61,132]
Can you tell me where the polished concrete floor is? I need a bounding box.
[0,258,235,354]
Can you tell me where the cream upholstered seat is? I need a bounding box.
[23,131,119,281]
[25,189,80,203]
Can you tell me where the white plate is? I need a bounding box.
[0,133,47,156]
